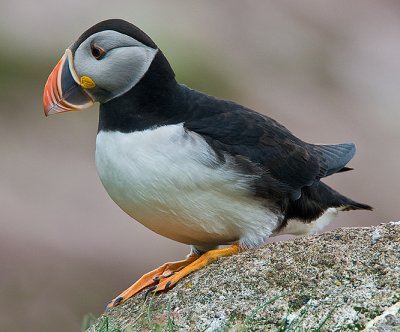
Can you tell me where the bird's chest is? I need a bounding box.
[95,125,269,245]
[95,125,211,212]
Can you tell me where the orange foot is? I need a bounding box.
[107,244,240,308]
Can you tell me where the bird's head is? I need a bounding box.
[43,19,173,116]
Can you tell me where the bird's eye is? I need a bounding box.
[91,45,106,60]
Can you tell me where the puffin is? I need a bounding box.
[43,19,372,307]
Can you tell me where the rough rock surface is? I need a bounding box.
[89,222,400,331]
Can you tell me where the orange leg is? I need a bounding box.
[154,244,240,292]
[107,254,199,308]
[107,244,240,308]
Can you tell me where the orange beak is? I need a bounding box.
[43,49,94,116]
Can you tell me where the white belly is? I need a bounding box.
[95,124,280,247]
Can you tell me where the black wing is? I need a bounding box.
[182,92,355,201]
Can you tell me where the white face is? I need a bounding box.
[73,30,158,103]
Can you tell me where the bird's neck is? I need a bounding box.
[98,52,182,133]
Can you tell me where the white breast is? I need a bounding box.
[95,124,280,248]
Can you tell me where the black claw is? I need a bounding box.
[144,286,157,299]
[153,276,160,282]
[113,297,123,306]
[165,281,172,289]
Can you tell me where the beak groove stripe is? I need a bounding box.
[43,49,94,116]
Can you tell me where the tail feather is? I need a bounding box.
[341,200,373,212]
[284,181,373,223]
[337,166,354,173]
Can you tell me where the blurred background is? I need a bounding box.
[1,0,399,331]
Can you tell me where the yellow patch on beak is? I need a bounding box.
[80,76,96,89]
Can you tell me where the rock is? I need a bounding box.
[88,222,400,331]
[364,301,400,331]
